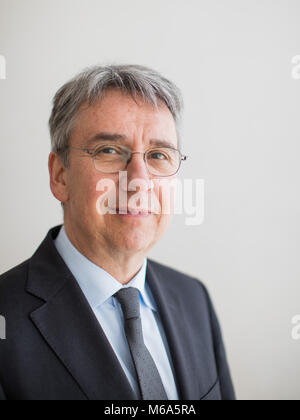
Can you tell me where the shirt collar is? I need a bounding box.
[54,226,155,311]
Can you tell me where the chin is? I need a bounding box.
[115,231,153,253]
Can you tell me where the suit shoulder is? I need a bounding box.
[0,259,30,298]
[148,258,207,294]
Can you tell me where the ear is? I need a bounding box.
[48,152,69,204]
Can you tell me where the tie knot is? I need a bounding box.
[114,287,141,320]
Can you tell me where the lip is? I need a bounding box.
[109,208,153,217]
[118,213,151,218]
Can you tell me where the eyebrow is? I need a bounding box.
[85,132,177,149]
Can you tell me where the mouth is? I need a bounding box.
[109,207,154,217]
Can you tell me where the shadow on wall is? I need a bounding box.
[0,55,6,80]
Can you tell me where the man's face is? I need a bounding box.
[63,89,178,256]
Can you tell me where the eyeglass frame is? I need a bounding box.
[66,144,188,177]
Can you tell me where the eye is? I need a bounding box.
[98,147,118,155]
[93,145,126,158]
[149,151,168,160]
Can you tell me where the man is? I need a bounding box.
[0,65,235,400]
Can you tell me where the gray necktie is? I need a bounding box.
[114,287,168,400]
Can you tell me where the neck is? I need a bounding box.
[63,221,147,285]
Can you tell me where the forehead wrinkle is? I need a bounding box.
[74,93,178,148]
[85,132,177,151]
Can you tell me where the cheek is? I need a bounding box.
[153,213,173,242]
[154,178,177,215]
[75,177,96,203]
[68,166,105,210]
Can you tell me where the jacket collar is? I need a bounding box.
[27,225,71,301]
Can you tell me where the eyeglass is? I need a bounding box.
[68,144,188,177]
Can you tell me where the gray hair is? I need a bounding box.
[49,64,184,167]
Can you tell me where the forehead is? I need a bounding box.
[71,89,178,146]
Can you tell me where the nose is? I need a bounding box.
[122,152,153,192]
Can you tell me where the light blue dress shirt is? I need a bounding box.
[54,226,179,400]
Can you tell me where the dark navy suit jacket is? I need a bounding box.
[0,226,235,400]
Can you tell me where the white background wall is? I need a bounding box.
[0,0,299,400]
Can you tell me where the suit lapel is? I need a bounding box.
[27,226,137,400]
[146,261,199,400]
